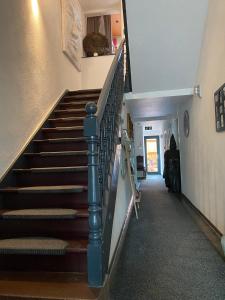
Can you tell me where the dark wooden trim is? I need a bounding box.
[181,194,222,237]
[122,0,132,92]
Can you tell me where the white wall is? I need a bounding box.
[126,0,209,93]
[109,151,132,265]
[81,55,114,89]
[0,0,84,179]
[179,0,225,234]
[109,102,133,265]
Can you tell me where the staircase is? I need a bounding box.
[0,89,101,275]
[0,38,128,298]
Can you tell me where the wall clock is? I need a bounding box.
[183,110,190,137]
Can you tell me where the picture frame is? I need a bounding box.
[214,83,225,132]
[61,0,82,72]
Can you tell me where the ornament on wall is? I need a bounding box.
[183,110,190,137]
[214,84,225,132]
[61,0,82,71]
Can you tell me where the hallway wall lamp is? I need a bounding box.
[32,0,39,18]
[193,84,202,98]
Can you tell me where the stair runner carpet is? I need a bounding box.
[0,89,101,276]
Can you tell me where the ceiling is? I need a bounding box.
[126,95,192,122]
[126,0,209,93]
[80,0,121,14]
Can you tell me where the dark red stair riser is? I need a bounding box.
[42,129,84,139]
[1,192,88,210]
[67,89,101,96]
[25,154,88,168]
[54,109,87,117]
[15,170,88,187]
[49,119,84,127]
[0,218,88,239]
[0,252,87,272]
[34,140,87,152]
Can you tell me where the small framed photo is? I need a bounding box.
[215,83,225,132]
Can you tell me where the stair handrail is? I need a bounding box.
[96,39,125,122]
[84,39,126,287]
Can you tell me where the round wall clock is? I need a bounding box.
[183,110,190,137]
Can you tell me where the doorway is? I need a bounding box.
[144,136,161,175]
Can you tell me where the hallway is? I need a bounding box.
[110,177,225,300]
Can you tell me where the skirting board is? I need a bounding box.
[181,194,222,237]
[180,194,224,258]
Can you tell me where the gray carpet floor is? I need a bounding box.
[110,176,225,300]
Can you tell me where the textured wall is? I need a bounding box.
[0,0,84,179]
[179,0,225,234]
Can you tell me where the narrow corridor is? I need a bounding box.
[110,177,225,300]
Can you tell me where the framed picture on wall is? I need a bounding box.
[214,83,225,132]
[127,113,134,139]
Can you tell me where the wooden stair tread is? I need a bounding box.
[24,150,88,157]
[49,117,84,121]
[0,185,87,193]
[59,102,94,107]
[64,95,99,100]
[42,126,83,131]
[13,166,88,173]
[55,108,86,112]
[0,271,100,300]
[33,137,86,143]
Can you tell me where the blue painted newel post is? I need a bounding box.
[84,102,103,287]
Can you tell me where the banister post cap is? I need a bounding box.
[86,102,97,115]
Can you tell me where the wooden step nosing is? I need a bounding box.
[59,102,93,106]
[49,117,85,122]
[64,95,100,99]
[0,185,87,194]
[42,126,84,132]
[33,137,86,143]
[24,150,88,157]
[55,108,86,111]
[13,166,88,173]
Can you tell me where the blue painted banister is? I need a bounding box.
[84,39,127,287]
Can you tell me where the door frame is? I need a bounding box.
[144,136,161,175]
